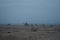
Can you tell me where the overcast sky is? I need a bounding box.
[0,0,60,24]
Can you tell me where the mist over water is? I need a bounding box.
[0,0,60,24]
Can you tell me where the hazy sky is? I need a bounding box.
[0,0,60,24]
